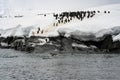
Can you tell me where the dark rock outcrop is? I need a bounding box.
[1,34,120,53]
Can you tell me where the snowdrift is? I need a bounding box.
[0,3,120,42]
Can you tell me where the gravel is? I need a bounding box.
[0,49,120,80]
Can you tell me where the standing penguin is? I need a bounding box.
[104,11,107,13]
[108,11,110,13]
[97,11,100,13]
[37,27,40,34]
[41,30,44,34]
[87,11,90,18]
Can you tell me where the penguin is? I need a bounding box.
[37,27,40,34]
[104,11,107,13]
[108,11,110,13]
[97,11,100,13]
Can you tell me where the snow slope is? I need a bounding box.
[29,3,120,39]
[57,4,120,41]
[0,29,3,34]
[0,4,120,41]
[1,25,36,37]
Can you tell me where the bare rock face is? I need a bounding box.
[34,44,58,53]
[0,34,120,53]
[99,35,113,49]
[60,37,73,51]
[113,41,120,49]
[72,34,113,50]
[26,35,120,52]
[109,41,120,52]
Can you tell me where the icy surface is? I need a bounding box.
[0,49,120,80]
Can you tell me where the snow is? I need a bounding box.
[0,3,120,41]
[0,10,54,29]
[113,33,120,41]
[1,25,36,37]
[72,43,89,48]
[57,8,120,33]
[56,4,120,41]
[0,42,9,46]
[1,25,24,37]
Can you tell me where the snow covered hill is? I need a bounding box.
[0,3,120,41]
[0,29,3,36]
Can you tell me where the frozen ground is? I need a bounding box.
[0,49,120,80]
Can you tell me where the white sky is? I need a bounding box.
[0,0,120,13]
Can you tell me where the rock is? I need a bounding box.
[34,44,58,53]
[76,34,113,50]
[98,34,113,49]
[61,37,73,51]
[109,41,120,52]
[1,34,120,53]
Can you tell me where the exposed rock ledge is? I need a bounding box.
[0,34,120,53]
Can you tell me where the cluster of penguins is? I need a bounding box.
[53,10,110,26]
[33,10,110,35]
